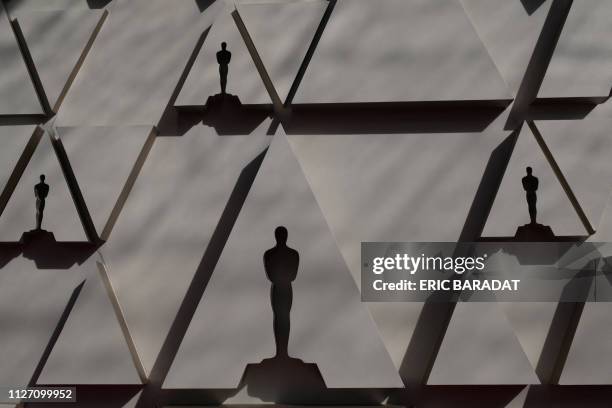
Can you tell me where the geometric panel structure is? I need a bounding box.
[536,119,612,232]
[57,126,155,240]
[460,0,553,95]
[0,125,41,214]
[55,0,221,126]
[0,2,43,115]
[481,124,589,238]
[175,3,271,107]
[0,131,88,242]
[559,303,612,384]
[499,301,559,375]
[164,133,403,389]
[294,0,511,104]
[236,0,328,102]
[15,8,106,112]
[428,302,539,384]
[538,0,612,100]
[1,0,612,403]
[0,254,85,387]
[288,124,512,368]
[37,257,143,385]
[100,123,271,377]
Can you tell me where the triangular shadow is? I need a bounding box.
[521,0,547,15]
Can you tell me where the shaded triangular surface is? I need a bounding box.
[176,3,271,107]
[38,256,142,384]
[0,131,88,242]
[536,120,612,231]
[538,0,612,99]
[16,8,106,111]
[288,128,508,368]
[56,0,220,126]
[482,125,588,238]
[589,193,612,241]
[0,253,84,387]
[57,126,154,240]
[0,126,40,212]
[100,123,271,376]
[460,0,552,95]
[237,0,327,102]
[498,302,558,373]
[428,302,539,384]
[0,3,43,115]
[294,0,510,103]
[164,133,402,389]
[559,303,612,384]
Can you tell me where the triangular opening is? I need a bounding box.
[0,130,89,242]
[236,0,328,102]
[482,125,589,239]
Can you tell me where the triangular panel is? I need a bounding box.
[0,2,43,115]
[16,8,105,111]
[57,126,154,240]
[176,4,271,107]
[100,123,271,376]
[0,131,88,242]
[536,119,612,230]
[482,125,588,237]
[237,0,327,102]
[164,133,402,389]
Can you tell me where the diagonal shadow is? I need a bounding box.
[535,257,597,384]
[28,281,85,387]
[134,148,268,407]
[505,0,574,129]
[398,131,519,385]
[157,26,212,137]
